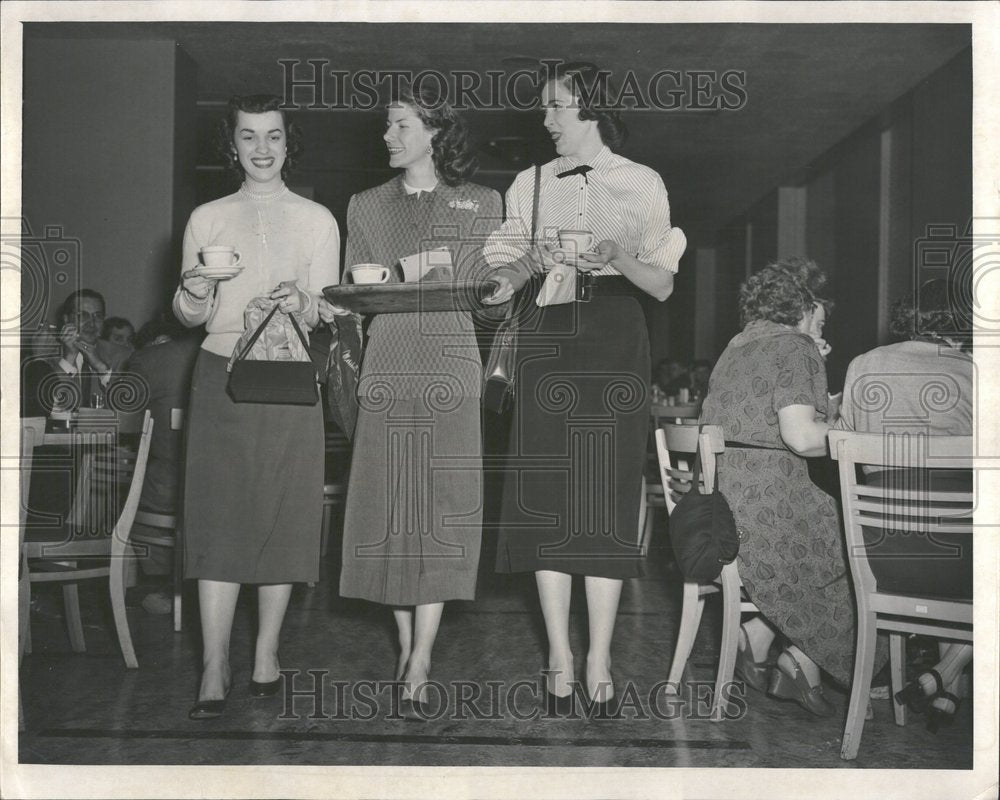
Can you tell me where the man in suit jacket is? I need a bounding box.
[125,316,202,612]
[22,289,132,417]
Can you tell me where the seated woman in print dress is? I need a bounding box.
[700,257,886,718]
[320,83,501,717]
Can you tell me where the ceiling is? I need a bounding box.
[26,22,971,240]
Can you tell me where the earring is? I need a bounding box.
[426,145,433,155]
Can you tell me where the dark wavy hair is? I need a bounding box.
[889,279,965,343]
[739,257,832,327]
[59,288,105,321]
[216,94,304,180]
[537,61,628,151]
[393,83,477,186]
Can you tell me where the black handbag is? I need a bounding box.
[227,306,319,406]
[669,428,740,582]
[482,301,518,414]
[482,164,541,414]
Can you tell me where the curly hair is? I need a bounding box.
[395,82,477,186]
[216,94,304,180]
[739,257,832,327]
[537,61,628,151]
[889,279,963,342]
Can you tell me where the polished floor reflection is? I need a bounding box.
[19,516,973,769]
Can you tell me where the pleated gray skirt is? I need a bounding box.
[183,349,323,584]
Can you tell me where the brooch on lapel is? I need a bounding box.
[448,198,480,212]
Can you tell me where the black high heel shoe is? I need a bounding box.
[188,685,232,720]
[894,668,944,713]
[925,692,960,733]
[583,672,619,720]
[249,677,282,697]
[543,689,575,718]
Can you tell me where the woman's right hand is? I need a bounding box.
[181,269,218,300]
[318,298,353,322]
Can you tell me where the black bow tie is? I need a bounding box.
[556,165,593,182]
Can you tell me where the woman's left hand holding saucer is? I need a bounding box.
[181,270,218,299]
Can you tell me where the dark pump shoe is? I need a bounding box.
[767,659,836,718]
[734,646,771,694]
[249,677,282,697]
[543,689,574,718]
[188,687,231,720]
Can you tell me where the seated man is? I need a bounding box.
[21,289,131,417]
[125,314,202,613]
[101,316,136,351]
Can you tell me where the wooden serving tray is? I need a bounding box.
[322,280,498,314]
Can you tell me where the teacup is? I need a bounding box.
[201,245,241,267]
[558,229,596,257]
[351,263,391,284]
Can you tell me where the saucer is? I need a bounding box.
[191,266,243,279]
[551,248,594,268]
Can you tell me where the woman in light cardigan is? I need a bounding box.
[173,94,340,720]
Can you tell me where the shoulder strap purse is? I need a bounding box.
[227,306,319,406]
[669,426,740,582]
[482,165,541,415]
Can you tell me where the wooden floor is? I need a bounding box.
[18,516,974,777]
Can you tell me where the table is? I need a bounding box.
[650,401,702,424]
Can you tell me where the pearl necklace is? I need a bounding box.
[239,182,287,202]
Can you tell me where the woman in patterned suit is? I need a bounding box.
[320,84,501,715]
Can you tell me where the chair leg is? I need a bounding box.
[19,552,31,663]
[841,608,878,760]
[712,565,742,721]
[666,581,705,693]
[889,632,908,727]
[109,549,138,669]
[62,583,86,653]
[321,502,332,558]
[640,506,656,557]
[173,532,183,634]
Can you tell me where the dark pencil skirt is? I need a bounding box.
[495,293,650,579]
[862,468,973,601]
[183,349,323,584]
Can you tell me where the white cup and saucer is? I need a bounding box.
[190,246,244,280]
[550,229,596,268]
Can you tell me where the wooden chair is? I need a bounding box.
[319,425,352,560]
[829,430,973,761]
[129,407,185,632]
[21,411,153,668]
[18,418,47,728]
[655,422,758,720]
[637,477,665,556]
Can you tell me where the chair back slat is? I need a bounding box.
[828,429,974,606]
[655,423,725,513]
